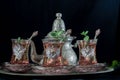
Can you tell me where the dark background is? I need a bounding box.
[0,0,120,66]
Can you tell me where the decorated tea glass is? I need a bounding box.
[10,39,31,64]
[42,38,66,66]
[77,39,98,65]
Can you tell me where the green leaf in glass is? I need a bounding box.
[84,36,89,42]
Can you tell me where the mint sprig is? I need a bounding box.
[110,60,120,68]
[81,31,89,41]
[17,37,22,43]
[49,30,65,41]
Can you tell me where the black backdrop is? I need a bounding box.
[0,0,120,64]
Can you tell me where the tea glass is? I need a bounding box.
[77,39,98,65]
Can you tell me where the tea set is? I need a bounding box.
[0,13,108,74]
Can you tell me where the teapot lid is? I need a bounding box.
[52,13,66,31]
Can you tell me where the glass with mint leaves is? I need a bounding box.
[10,31,38,64]
[76,29,100,65]
[10,37,31,64]
[42,38,64,66]
[42,30,65,67]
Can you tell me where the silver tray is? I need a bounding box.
[0,68,114,76]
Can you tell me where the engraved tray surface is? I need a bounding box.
[0,62,114,76]
[0,68,114,76]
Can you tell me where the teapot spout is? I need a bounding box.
[30,40,43,65]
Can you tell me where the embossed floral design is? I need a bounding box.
[13,44,26,60]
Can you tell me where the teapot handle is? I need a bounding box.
[30,40,43,65]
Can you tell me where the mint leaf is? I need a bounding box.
[84,36,89,41]
[49,30,65,41]
[81,31,85,36]
[81,30,89,41]
[84,31,88,35]
[56,30,64,37]
[110,60,120,68]
[50,31,57,37]
[17,37,21,43]
[81,31,88,36]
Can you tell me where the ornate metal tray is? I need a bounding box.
[0,63,114,76]
[0,68,113,76]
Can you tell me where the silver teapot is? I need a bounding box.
[62,36,77,66]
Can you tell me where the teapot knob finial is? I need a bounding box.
[56,13,62,19]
